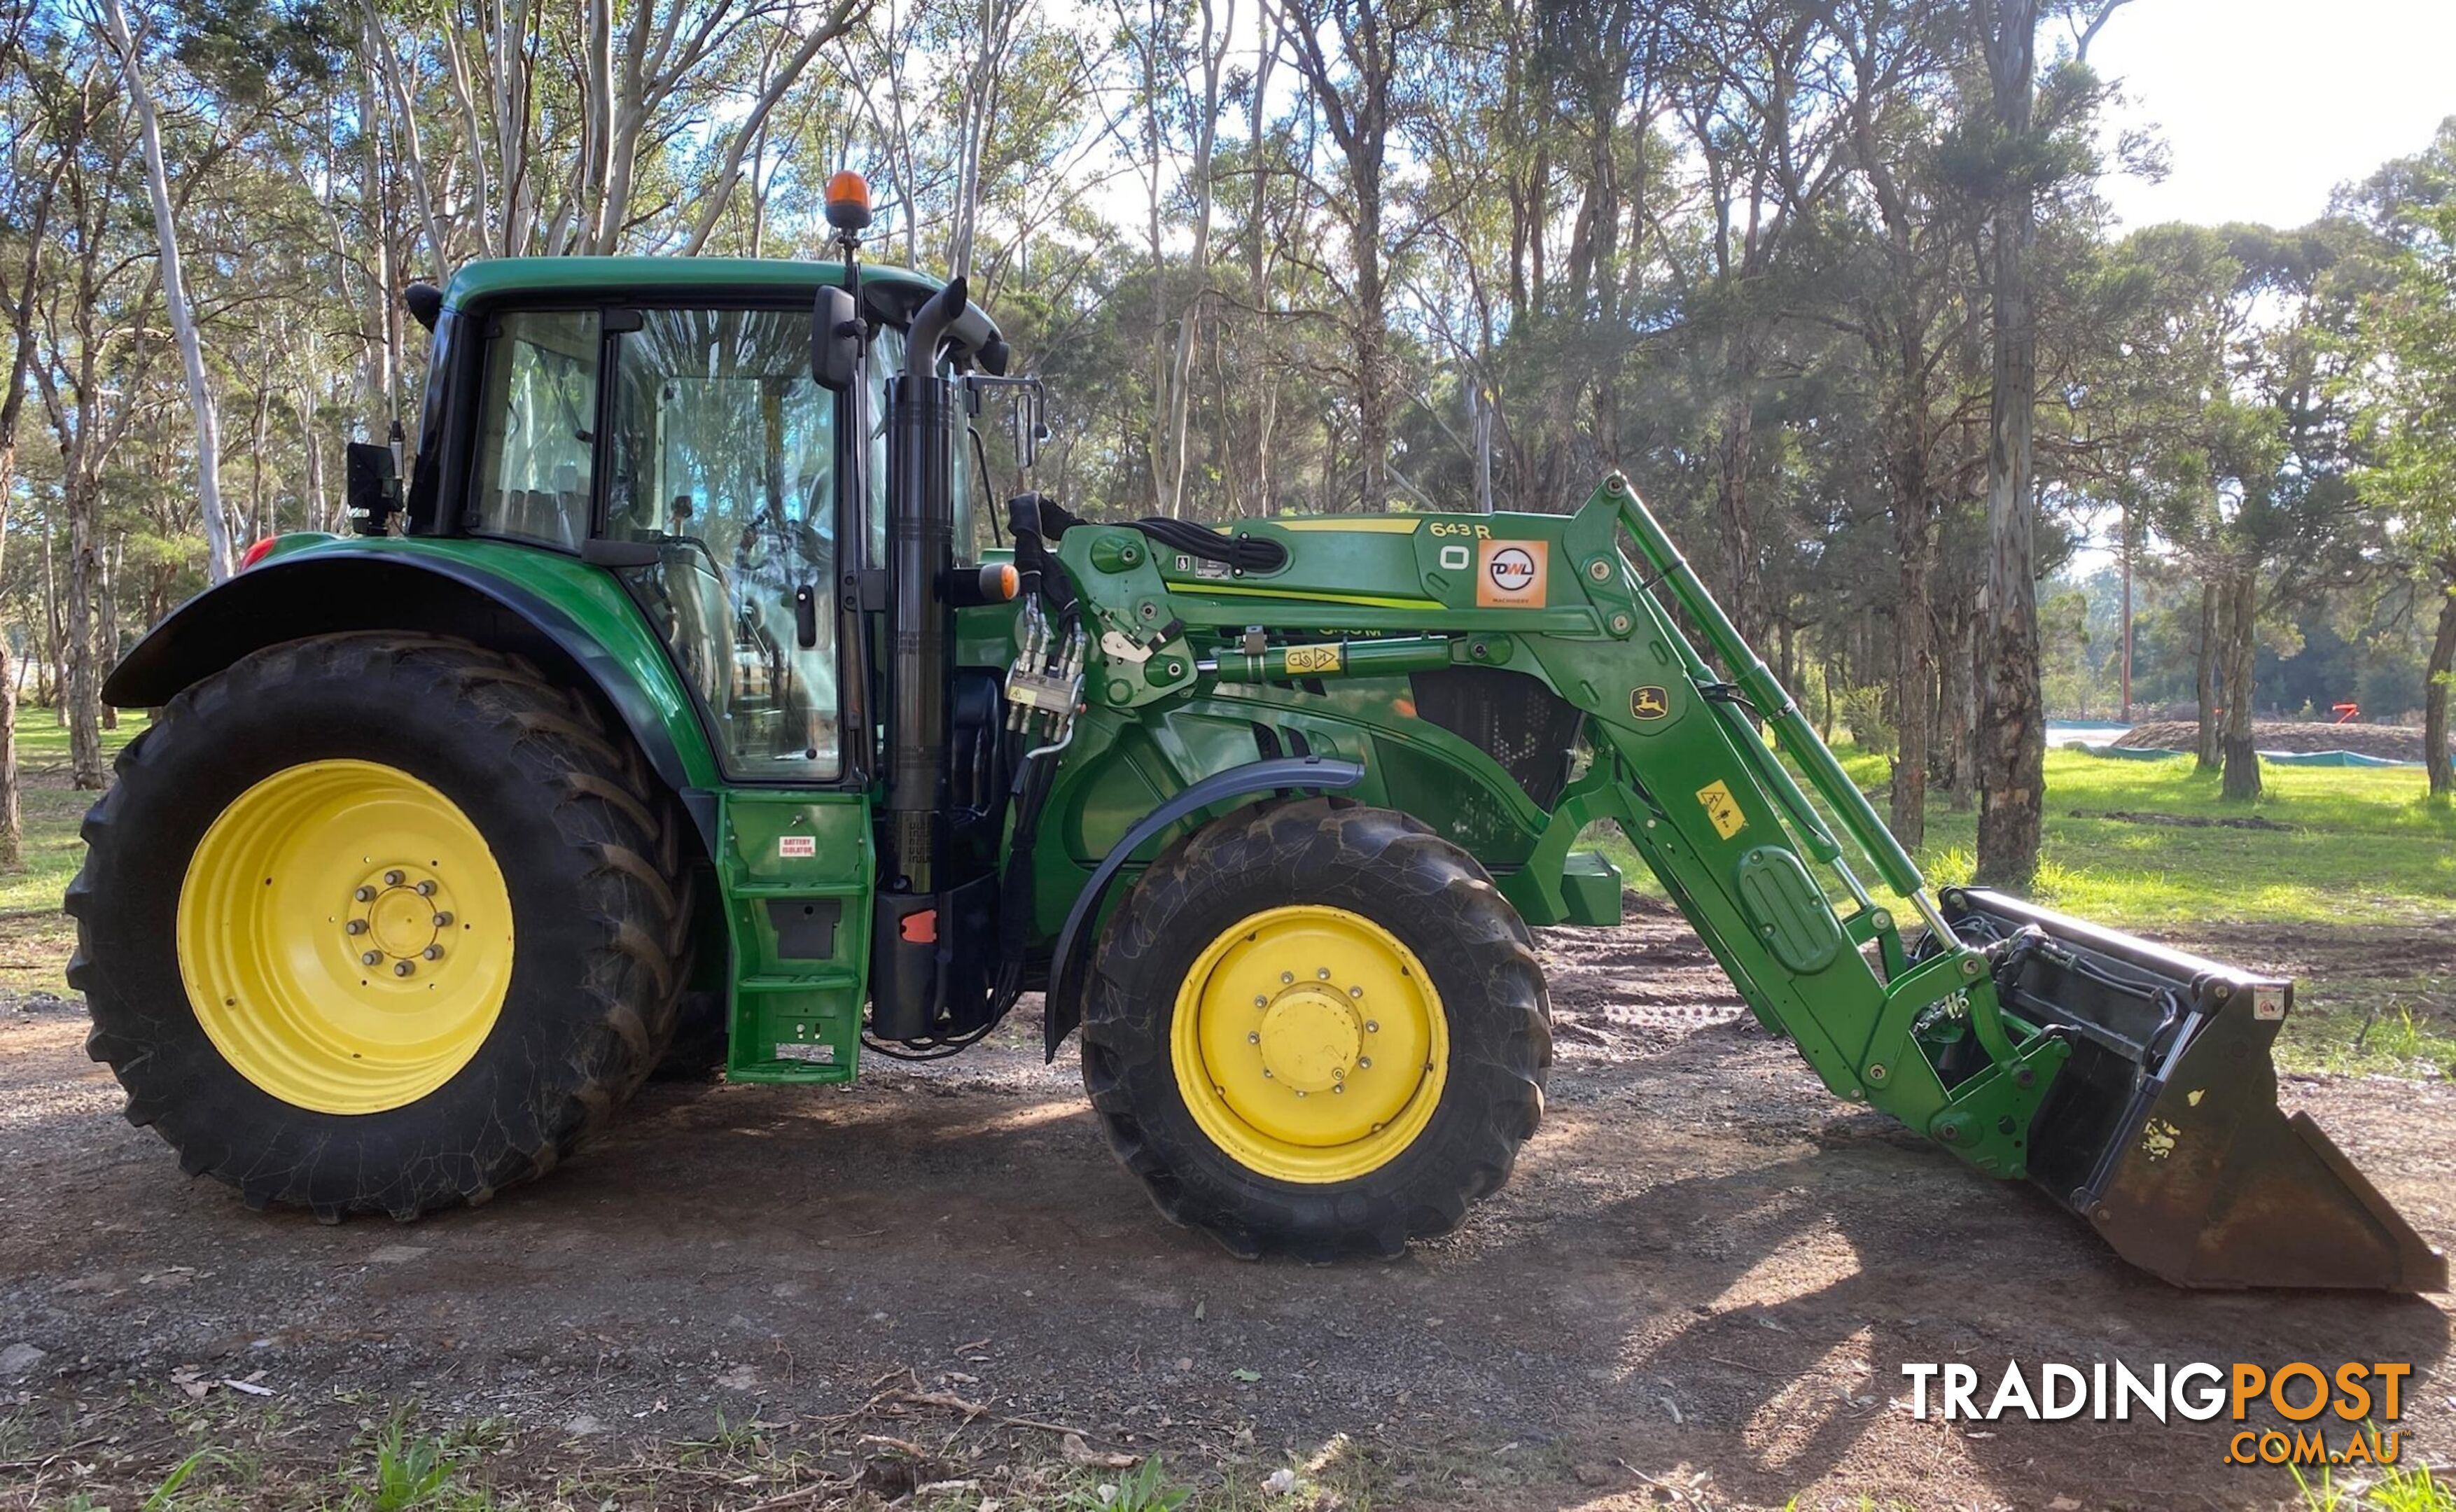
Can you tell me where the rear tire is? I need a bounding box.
[67,633,691,1221]
[1080,797,1550,1259]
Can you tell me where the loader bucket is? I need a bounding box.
[1941,888,2445,1292]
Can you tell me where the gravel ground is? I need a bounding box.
[2,898,2450,1510]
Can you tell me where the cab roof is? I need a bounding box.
[440,257,949,310]
[435,256,1005,365]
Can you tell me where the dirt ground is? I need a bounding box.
[4,899,2452,1511]
[2112,720,2445,763]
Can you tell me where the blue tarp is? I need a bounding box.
[2070,743,2420,769]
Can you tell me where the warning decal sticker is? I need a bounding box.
[1284,643,1344,675]
[1696,780,1747,840]
[779,834,817,858]
[1476,540,1548,607]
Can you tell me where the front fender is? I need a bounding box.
[106,540,725,825]
[1040,754,1365,1059]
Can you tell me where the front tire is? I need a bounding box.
[1080,798,1550,1259]
[67,633,690,1221]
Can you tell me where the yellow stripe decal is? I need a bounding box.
[1184,582,1446,610]
[1269,517,1424,534]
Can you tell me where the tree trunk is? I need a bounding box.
[64,470,104,790]
[2194,580,2219,771]
[1715,385,1758,643]
[1940,593,1977,811]
[2423,569,2454,798]
[43,530,62,715]
[0,638,17,867]
[99,538,120,732]
[1884,375,1932,848]
[1972,0,2045,892]
[2219,568,2261,802]
[100,0,234,582]
[357,22,395,438]
[1352,223,1389,512]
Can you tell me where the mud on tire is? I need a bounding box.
[66,633,691,1221]
[1080,797,1551,1260]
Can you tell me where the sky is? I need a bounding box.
[2087,0,2456,230]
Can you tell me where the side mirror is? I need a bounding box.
[811,284,860,392]
[964,372,1047,474]
[344,441,400,536]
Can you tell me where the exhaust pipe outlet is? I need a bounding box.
[882,276,969,890]
[872,279,968,1039]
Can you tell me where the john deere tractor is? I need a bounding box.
[71,183,2442,1289]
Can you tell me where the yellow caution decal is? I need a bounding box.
[1284,643,1344,676]
[1696,779,1747,840]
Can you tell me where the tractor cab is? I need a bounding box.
[385,255,1012,789]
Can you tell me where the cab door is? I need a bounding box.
[597,304,869,1081]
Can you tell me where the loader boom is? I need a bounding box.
[1036,472,2444,1291]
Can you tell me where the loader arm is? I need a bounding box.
[1041,474,2443,1292]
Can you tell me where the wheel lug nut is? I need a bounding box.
[422,946,444,961]
[393,960,415,978]
[1316,967,1331,980]
[360,950,382,966]
[1281,972,1294,984]
[1253,994,1267,1007]
[345,919,368,935]
[1248,1032,1260,1044]
[1366,1021,1379,1032]
[1332,1084,1344,1093]
[1261,1068,1272,1078]
[1357,1056,1372,1070]
[433,912,453,927]
[415,880,436,897]
[354,886,376,902]
[1349,986,1363,998]
[384,870,405,887]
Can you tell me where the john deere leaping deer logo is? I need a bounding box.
[1631,686,1670,720]
[1476,540,1547,607]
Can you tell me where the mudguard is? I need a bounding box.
[1041,754,1364,1059]
[103,542,724,845]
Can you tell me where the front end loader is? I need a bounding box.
[71,201,2443,1289]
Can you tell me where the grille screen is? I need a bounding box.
[1408,666,1584,810]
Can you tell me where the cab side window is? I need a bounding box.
[605,307,841,780]
[471,310,601,550]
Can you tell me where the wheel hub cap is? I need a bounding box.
[1256,990,1360,1092]
[176,760,515,1115]
[359,868,451,963]
[1169,904,1449,1183]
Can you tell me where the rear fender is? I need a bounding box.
[104,545,725,848]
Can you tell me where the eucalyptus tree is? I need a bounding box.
[2342,120,2456,795]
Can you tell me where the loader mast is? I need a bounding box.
[1591,476,2442,1291]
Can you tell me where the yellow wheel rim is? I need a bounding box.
[1168,904,1449,1184]
[176,760,515,1115]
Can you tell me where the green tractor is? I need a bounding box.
[71,191,2442,1289]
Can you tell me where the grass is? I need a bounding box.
[0,712,146,995]
[1584,741,2456,1080]
[2295,1452,2456,1512]
[1851,746,2456,930]
[1583,741,2456,931]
